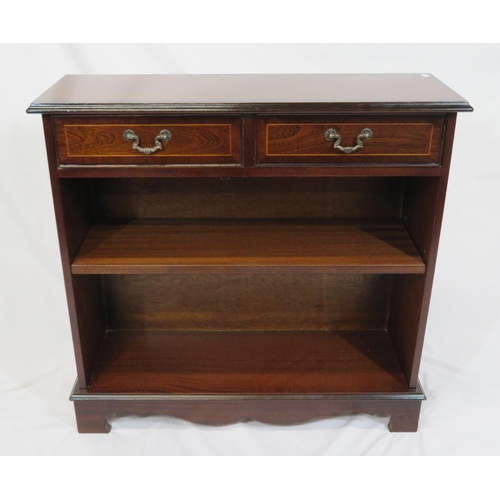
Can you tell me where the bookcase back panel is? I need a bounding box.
[92,177,404,220]
[102,274,392,331]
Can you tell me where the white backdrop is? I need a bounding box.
[1,44,499,455]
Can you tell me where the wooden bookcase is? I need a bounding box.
[28,74,472,432]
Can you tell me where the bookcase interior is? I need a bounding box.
[60,176,439,394]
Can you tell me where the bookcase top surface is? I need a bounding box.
[27,74,472,114]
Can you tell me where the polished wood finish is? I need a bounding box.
[389,114,459,387]
[258,115,444,165]
[101,274,392,331]
[55,116,241,165]
[72,395,424,433]
[91,177,405,220]
[57,164,444,178]
[28,74,472,114]
[387,177,442,384]
[42,117,107,388]
[72,220,424,275]
[30,75,470,433]
[87,330,408,394]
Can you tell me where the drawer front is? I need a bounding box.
[55,116,242,166]
[257,116,445,165]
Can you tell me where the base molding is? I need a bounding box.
[71,382,425,433]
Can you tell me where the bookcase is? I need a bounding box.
[28,74,471,432]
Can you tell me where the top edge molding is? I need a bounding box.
[27,74,473,114]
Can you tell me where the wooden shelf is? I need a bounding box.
[88,329,409,394]
[72,219,425,275]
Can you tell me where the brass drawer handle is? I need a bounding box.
[324,127,373,154]
[123,129,172,154]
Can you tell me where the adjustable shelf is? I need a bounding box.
[71,219,425,275]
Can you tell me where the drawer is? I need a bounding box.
[54,116,242,166]
[257,116,445,166]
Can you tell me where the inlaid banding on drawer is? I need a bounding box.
[258,116,445,166]
[55,117,242,166]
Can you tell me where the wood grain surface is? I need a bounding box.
[28,74,473,114]
[87,329,408,394]
[72,396,423,432]
[31,74,470,432]
[258,115,444,165]
[91,177,405,220]
[55,116,241,165]
[71,220,425,274]
[101,274,392,331]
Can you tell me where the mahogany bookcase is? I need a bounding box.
[28,74,472,432]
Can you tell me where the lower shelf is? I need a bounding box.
[87,329,409,394]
